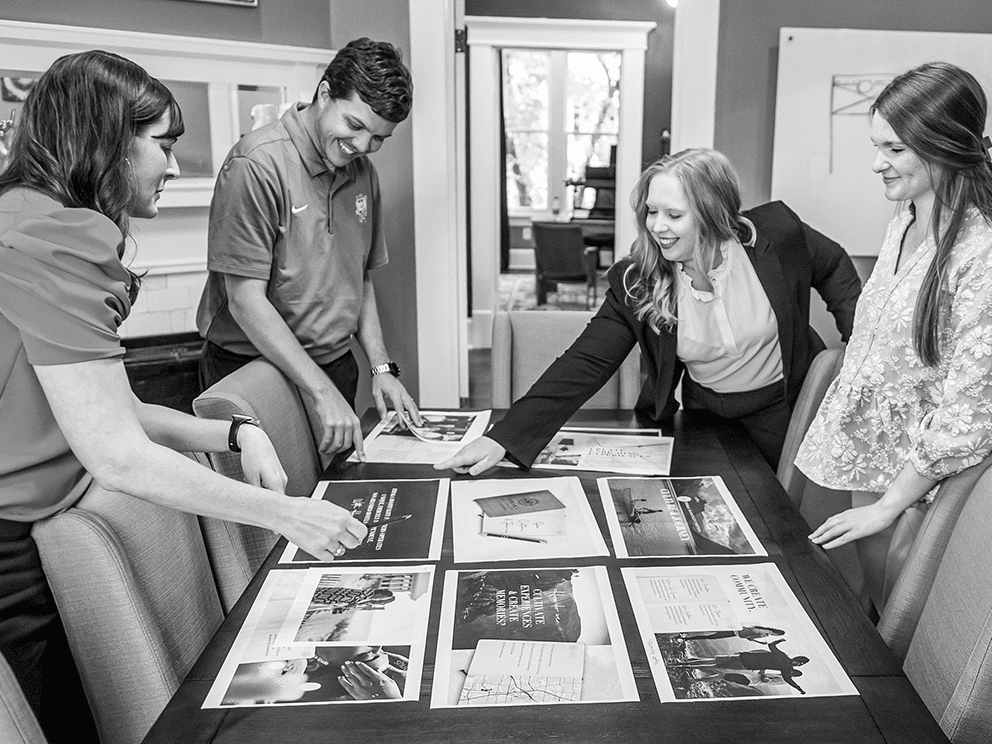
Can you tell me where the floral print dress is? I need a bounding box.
[795,207,992,494]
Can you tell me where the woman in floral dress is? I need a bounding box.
[797,62,992,612]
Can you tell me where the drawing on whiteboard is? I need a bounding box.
[829,74,894,172]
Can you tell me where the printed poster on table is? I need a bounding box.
[598,476,765,558]
[351,409,491,464]
[278,479,448,563]
[527,427,674,476]
[203,565,434,708]
[449,476,609,563]
[431,566,638,707]
[622,563,858,701]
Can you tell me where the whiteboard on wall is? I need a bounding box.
[771,27,992,256]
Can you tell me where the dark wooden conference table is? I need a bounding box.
[142,409,948,744]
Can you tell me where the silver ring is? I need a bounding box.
[333,546,346,558]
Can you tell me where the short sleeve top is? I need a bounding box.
[0,187,130,521]
[796,207,992,492]
[196,103,388,365]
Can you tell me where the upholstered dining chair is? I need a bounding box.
[0,652,47,744]
[32,469,224,744]
[490,310,640,410]
[531,221,598,308]
[193,356,323,612]
[896,465,992,743]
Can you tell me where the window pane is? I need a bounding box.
[502,49,549,131]
[566,133,618,182]
[566,51,620,135]
[237,85,284,140]
[506,132,548,210]
[163,80,214,178]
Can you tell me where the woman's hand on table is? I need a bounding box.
[275,498,367,562]
[237,423,288,493]
[809,501,902,549]
[434,436,506,476]
[338,660,402,700]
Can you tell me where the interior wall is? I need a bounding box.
[0,0,330,47]
[329,0,420,408]
[715,0,992,208]
[465,0,675,169]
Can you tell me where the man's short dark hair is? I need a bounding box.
[317,37,413,123]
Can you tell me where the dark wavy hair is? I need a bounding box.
[871,62,992,366]
[315,37,413,123]
[624,148,753,332]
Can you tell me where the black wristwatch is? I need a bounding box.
[371,361,401,378]
[228,414,261,453]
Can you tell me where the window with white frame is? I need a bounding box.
[502,48,620,217]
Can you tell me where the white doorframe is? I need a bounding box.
[670,0,721,151]
[409,0,466,406]
[465,16,656,349]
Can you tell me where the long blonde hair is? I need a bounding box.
[624,148,749,332]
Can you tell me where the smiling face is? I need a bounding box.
[312,84,397,169]
[644,172,701,267]
[127,112,179,219]
[870,112,940,206]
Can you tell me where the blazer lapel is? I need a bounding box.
[745,236,796,388]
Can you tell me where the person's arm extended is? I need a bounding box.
[355,274,421,425]
[133,395,287,492]
[225,274,365,458]
[35,357,367,561]
[809,463,937,549]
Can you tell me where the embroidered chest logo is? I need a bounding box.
[355,193,368,223]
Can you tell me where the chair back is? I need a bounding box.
[0,652,47,744]
[32,476,224,744]
[777,347,846,506]
[899,465,992,742]
[490,310,640,409]
[532,222,588,279]
[879,455,992,661]
[193,357,322,611]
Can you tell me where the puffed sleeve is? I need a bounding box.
[0,206,129,365]
[910,235,992,478]
[486,265,639,467]
[207,154,281,280]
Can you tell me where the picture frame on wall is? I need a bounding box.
[179,0,258,7]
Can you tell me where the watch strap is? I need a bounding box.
[229,414,261,453]
[371,361,400,377]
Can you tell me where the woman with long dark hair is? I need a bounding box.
[0,50,366,737]
[801,62,992,612]
[438,148,861,475]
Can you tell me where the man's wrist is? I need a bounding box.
[370,361,401,378]
[229,414,261,452]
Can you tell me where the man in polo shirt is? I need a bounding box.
[197,38,420,459]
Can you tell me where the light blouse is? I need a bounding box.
[676,240,784,393]
[795,206,992,493]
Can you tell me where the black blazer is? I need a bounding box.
[488,201,862,468]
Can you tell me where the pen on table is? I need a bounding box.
[481,532,547,544]
[364,514,413,529]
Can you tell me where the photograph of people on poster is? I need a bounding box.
[528,427,674,476]
[449,477,608,563]
[621,564,858,701]
[278,479,448,563]
[277,567,433,646]
[431,566,638,707]
[203,567,434,707]
[598,476,765,558]
[353,410,492,464]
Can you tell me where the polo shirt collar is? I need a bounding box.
[282,102,357,183]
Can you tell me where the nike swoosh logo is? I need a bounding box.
[291,204,308,214]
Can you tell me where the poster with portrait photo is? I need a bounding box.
[622,563,858,701]
[203,567,434,707]
[431,566,638,707]
[278,479,448,563]
[351,409,491,464]
[599,476,765,558]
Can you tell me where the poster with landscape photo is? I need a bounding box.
[431,566,638,707]
[622,563,857,701]
[278,479,448,563]
[528,427,673,475]
[598,476,765,558]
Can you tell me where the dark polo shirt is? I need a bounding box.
[197,102,388,365]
